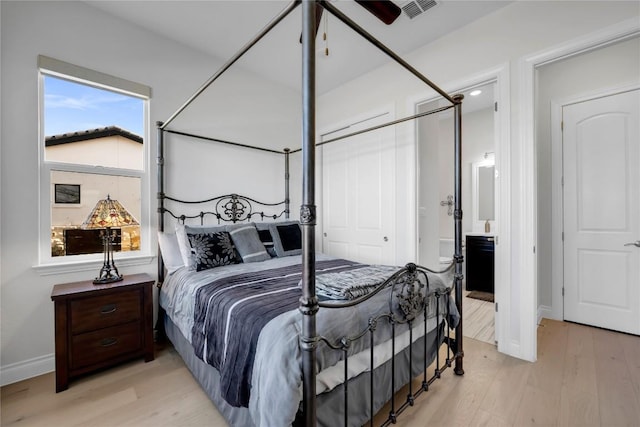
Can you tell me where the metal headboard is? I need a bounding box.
[157,192,288,288]
[161,193,287,225]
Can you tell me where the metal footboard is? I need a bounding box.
[316,263,459,426]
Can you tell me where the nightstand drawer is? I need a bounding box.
[70,290,141,334]
[71,322,142,369]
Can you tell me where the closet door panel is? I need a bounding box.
[322,112,395,265]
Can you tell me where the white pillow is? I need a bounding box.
[174,223,192,269]
[157,231,184,274]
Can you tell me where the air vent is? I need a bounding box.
[398,0,437,19]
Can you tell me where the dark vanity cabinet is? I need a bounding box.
[465,235,495,293]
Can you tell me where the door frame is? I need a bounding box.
[550,84,640,321]
[520,17,639,362]
[408,64,511,356]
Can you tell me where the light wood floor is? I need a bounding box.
[462,292,495,345]
[2,319,639,426]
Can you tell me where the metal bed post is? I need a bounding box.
[453,94,465,375]
[157,121,165,284]
[284,148,291,219]
[299,1,318,426]
[155,121,167,341]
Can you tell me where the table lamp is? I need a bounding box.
[82,194,139,284]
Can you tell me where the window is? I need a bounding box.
[38,56,151,265]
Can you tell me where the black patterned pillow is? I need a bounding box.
[256,228,276,257]
[255,223,277,257]
[187,231,241,271]
[270,221,302,257]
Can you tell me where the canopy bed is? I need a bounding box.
[155,1,464,426]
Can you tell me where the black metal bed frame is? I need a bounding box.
[156,1,464,426]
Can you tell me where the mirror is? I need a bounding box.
[472,159,495,232]
[478,165,495,220]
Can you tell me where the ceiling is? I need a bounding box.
[86,1,510,95]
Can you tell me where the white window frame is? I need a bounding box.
[35,56,154,274]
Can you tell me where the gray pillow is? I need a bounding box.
[229,225,271,263]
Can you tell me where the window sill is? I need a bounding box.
[33,254,156,276]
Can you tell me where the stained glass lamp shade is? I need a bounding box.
[82,195,139,284]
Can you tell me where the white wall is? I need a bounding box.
[437,107,495,240]
[417,105,494,267]
[46,136,143,170]
[417,102,441,268]
[314,0,638,360]
[0,1,298,385]
[536,36,640,316]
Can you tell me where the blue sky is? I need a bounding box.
[44,75,144,137]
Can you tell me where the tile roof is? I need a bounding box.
[45,126,143,146]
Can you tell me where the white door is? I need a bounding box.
[563,89,640,335]
[322,113,395,265]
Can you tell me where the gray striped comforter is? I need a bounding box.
[191,258,364,407]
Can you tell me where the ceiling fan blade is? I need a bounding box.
[299,3,324,43]
[355,0,402,25]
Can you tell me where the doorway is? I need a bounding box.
[416,81,498,345]
[536,35,640,332]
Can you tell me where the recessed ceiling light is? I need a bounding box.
[470,90,482,97]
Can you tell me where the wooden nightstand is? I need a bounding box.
[51,273,155,392]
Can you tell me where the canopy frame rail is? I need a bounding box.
[160,0,300,130]
[165,129,288,155]
[290,104,454,154]
[159,0,459,133]
[319,0,456,106]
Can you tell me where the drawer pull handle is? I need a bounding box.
[100,337,118,347]
[100,304,117,314]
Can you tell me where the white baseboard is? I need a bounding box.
[1,354,54,386]
[537,305,553,324]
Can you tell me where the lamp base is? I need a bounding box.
[93,274,123,285]
[93,262,123,285]
[93,227,124,285]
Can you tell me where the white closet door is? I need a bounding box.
[563,89,640,335]
[322,113,395,265]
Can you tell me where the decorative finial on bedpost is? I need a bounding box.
[452,94,464,104]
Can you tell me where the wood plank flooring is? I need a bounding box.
[2,319,639,426]
[462,292,495,345]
